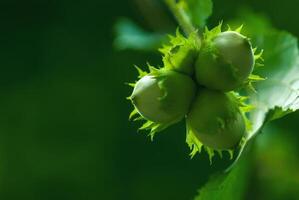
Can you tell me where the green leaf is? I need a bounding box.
[195,12,299,200]
[247,31,299,139]
[226,11,299,169]
[114,18,167,51]
[179,0,213,28]
[194,152,252,200]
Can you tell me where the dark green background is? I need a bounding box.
[1,0,299,199]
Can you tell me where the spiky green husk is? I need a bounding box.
[159,30,199,75]
[127,23,264,164]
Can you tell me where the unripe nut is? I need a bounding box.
[187,89,245,150]
[195,31,255,91]
[131,70,196,124]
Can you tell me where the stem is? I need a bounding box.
[164,0,195,35]
[164,0,201,45]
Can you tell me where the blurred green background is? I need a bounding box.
[1,0,299,199]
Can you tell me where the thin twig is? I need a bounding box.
[164,0,201,45]
[164,0,195,35]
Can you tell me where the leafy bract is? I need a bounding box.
[114,18,167,51]
[178,0,213,28]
